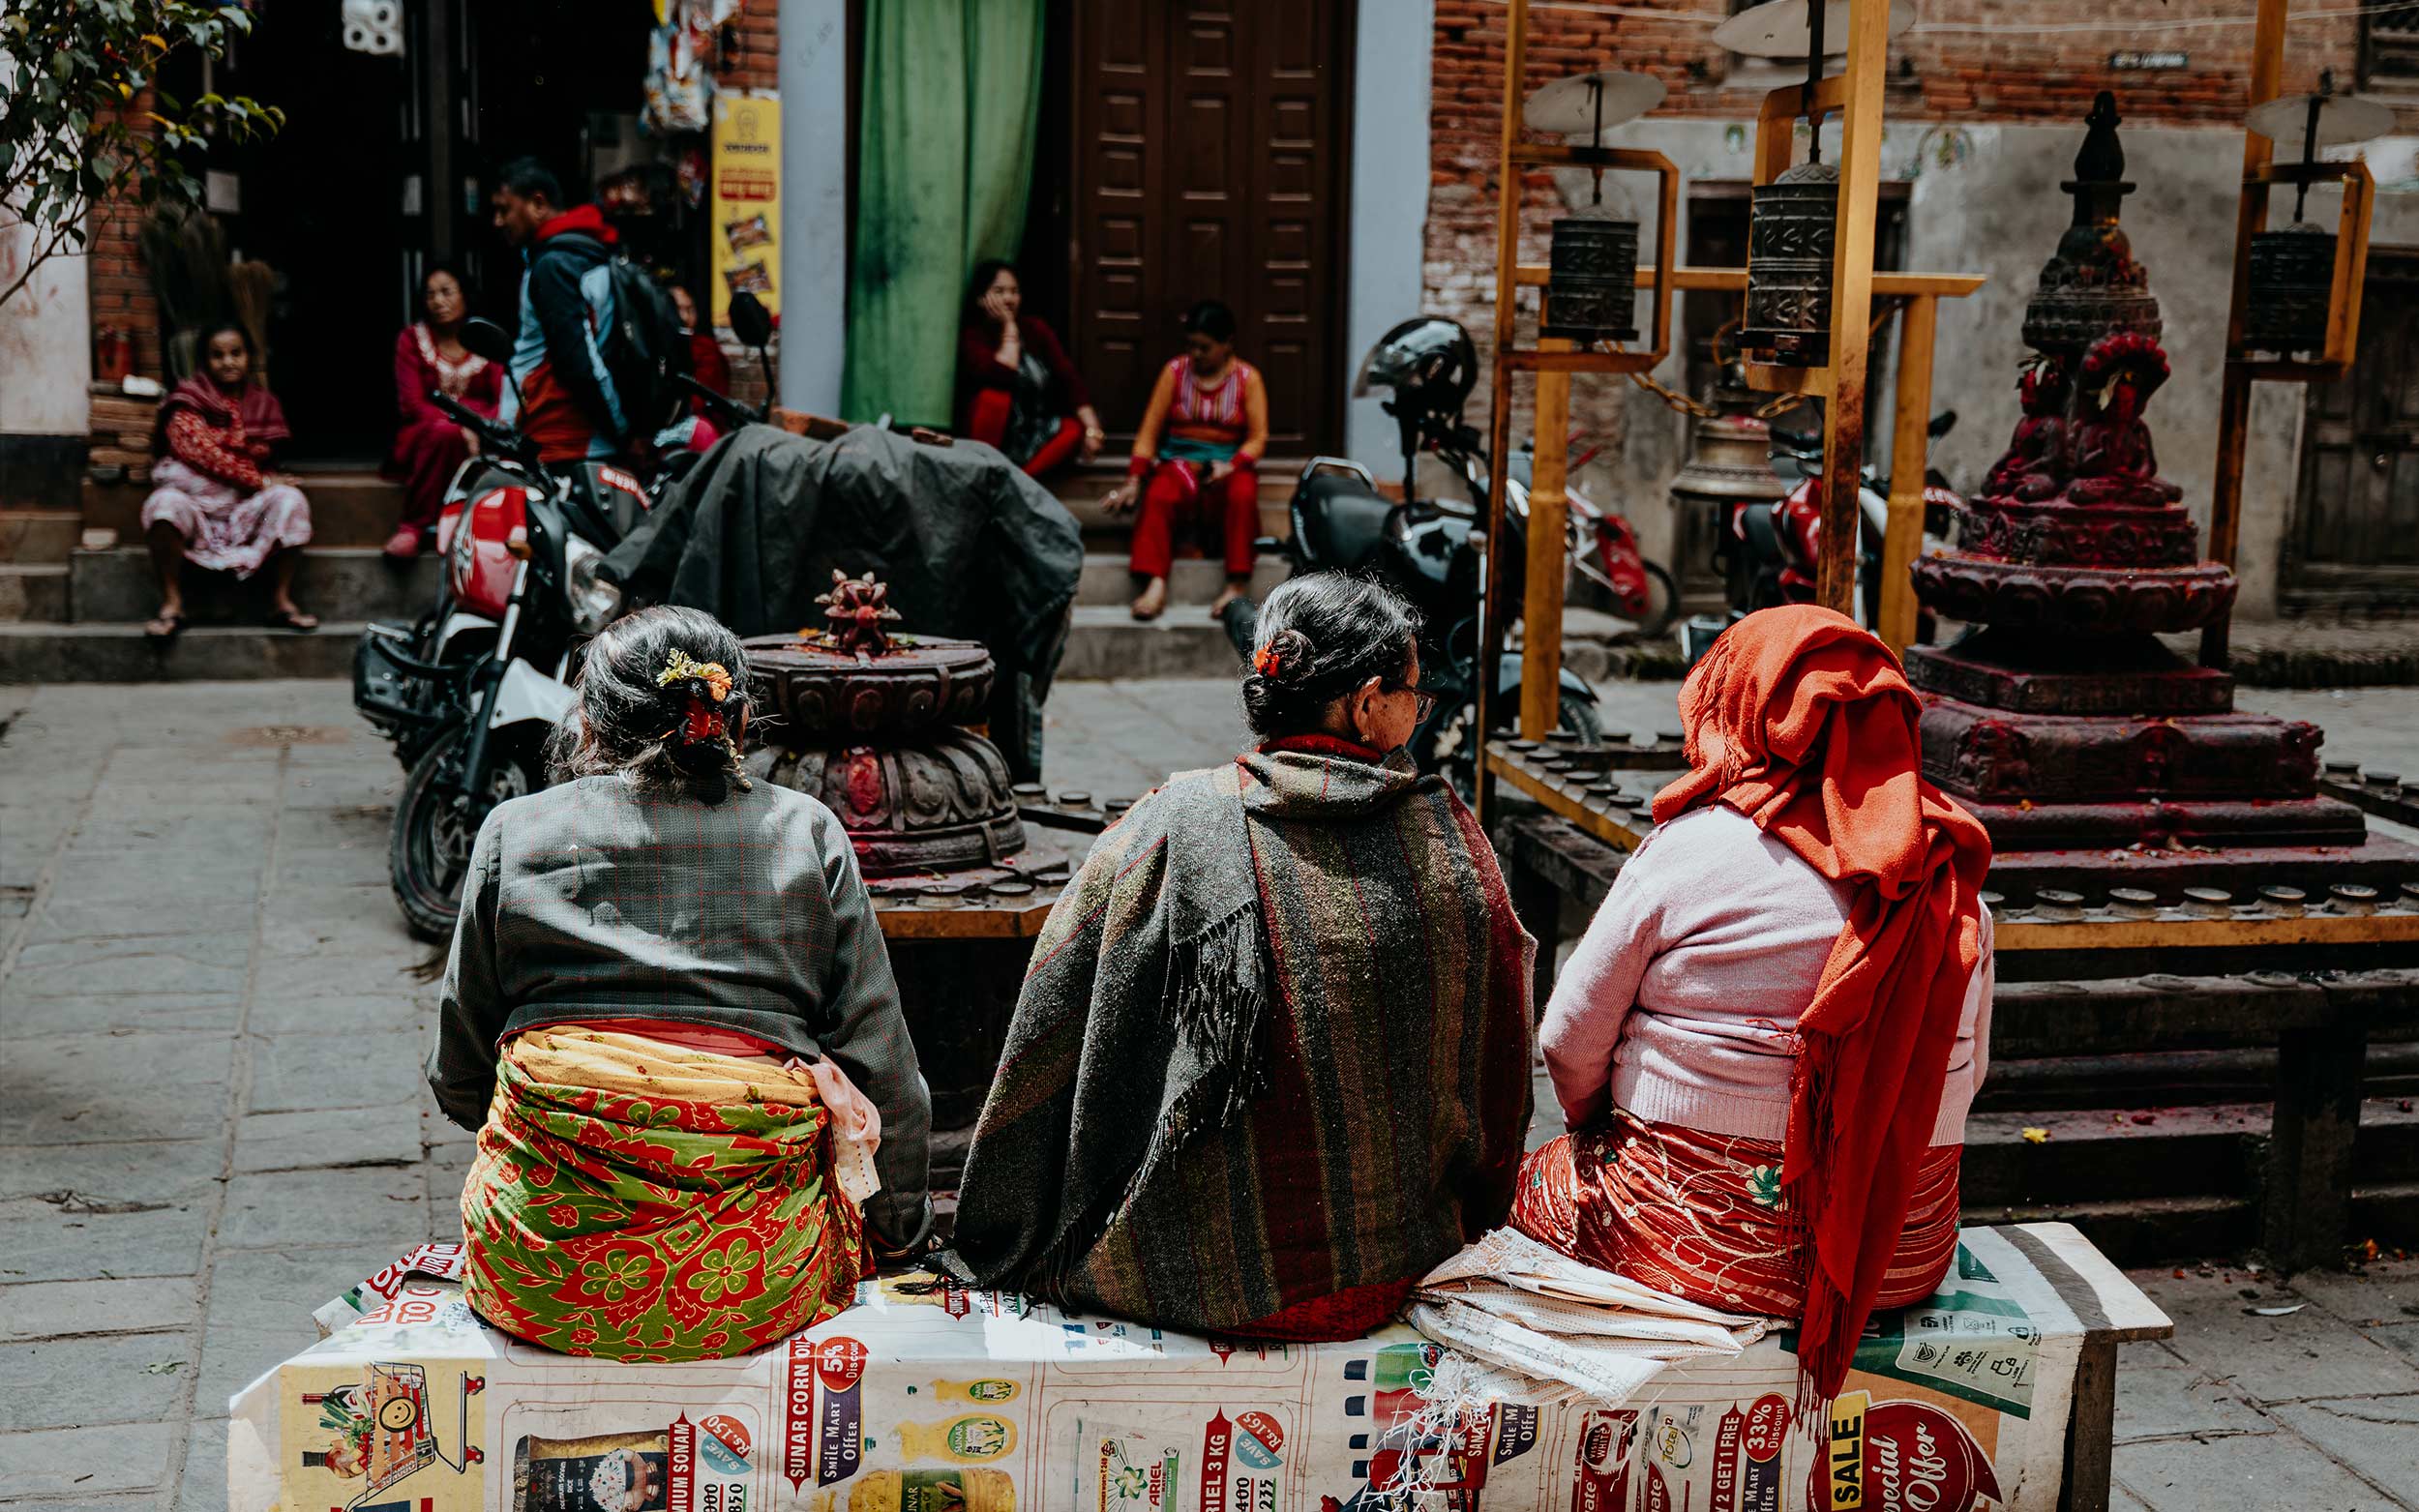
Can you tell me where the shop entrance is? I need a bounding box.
[212,0,653,462]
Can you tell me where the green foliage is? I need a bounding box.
[0,2,282,309]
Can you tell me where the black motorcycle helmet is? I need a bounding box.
[1354,316,1478,429]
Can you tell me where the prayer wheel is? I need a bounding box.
[1741,162,1839,367]
[1540,216,1641,344]
[2242,222,2337,356]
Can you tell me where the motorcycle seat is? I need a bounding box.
[1292,472,1397,574]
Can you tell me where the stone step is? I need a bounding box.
[0,510,82,565]
[1056,604,1242,681]
[0,565,70,623]
[71,547,440,626]
[1075,553,1289,608]
[0,620,364,682]
[84,470,410,550]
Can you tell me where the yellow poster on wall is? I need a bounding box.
[710,92,780,329]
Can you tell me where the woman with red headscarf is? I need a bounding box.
[1511,606,1994,1403]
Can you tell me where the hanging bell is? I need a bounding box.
[1742,161,1840,367]
[2243,222,2337,357]
[1541,216,1641,343]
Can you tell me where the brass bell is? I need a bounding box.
[2243,222,2337,356]
[1741,161,1839,367]
[2236,74,2392,360]
[1541,217,1641,343]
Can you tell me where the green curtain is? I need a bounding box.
[840,0,1044,426]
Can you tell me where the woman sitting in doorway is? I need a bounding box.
[141,322,316,640]
[385,262,503,558]
[1102,299,1269,623]
[941,574,1534,1340]
[666,282,734,453]
[956,258,1104,480]
[429,607,933,1360]
[1513,605,1993,1403]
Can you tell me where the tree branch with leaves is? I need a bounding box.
[0,2,282,311]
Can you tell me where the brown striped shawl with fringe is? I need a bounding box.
[937,745,1536,1336]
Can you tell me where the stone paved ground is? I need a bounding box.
[2,677,2416,1510]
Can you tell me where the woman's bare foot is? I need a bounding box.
[1208,579,1246,621]
[1130,576,1168,621]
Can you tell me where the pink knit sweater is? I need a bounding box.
[1539,804,1991,1144]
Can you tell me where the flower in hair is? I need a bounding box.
[1254,644,1283,677]
[656,648,733,703]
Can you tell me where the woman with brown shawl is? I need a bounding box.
[941,574,1534,1340]
[1512,606,1994,1403]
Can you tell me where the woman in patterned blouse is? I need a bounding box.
[140,324,316,641]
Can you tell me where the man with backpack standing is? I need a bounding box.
[489,158,683,467]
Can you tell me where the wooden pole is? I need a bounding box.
[2204,0,2288,669]
[1878,294,1937,652]
[1521,349,1572,738]
[1477,0,1531,819]
[1812,0,1891,615]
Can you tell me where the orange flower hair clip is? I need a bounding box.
[1253,644,1283,677]
[656,648,733,703]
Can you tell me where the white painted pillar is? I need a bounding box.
[1345,0,1435,475]
[778,0,850,415]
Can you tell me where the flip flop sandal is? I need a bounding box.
[144,612,187,644]
[265,609,318,634]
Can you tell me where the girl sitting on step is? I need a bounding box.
[140,323,316,641]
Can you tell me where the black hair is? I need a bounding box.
[494,157,564,208]
[1240,573,1420,740]
[199,320,252,359]
[963,257,1019,328]
[420,259,472,304]
[548,606,756,798]
[1183,299,1238,344]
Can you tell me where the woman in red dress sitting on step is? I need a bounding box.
[1101,299,1268,623]
[956,260,1103,482]
[385,263,503,557]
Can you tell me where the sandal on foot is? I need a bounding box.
[144,612,186,643]
[266,608,319,633]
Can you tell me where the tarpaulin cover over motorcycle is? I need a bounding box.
[602,424,1083,779]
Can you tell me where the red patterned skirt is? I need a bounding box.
[1509,1110,1961,1317]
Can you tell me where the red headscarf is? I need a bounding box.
[1652,606,1992,1402]
[156,372,291,451]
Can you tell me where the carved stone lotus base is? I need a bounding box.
[1910,555,2237,637]
[1950,795,2368,851]
[749,726,1027,877]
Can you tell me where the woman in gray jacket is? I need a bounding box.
[428,606,930,1360]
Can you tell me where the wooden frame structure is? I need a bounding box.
[1474,0,1908,820]
[2204,0,2380,666]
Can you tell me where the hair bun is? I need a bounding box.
[1254,628,1315,684]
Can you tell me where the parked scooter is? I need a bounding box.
[352,317,636,940]
[1227,317,1657,789]
[1691,407,1959,662]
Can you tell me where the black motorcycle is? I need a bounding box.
[1227,317,1603,788]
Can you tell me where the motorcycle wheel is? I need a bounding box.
[390,725,536,943]
[1632,562,1679,639]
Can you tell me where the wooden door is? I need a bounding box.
[2286,252,2419,610]
[1068,0,1356,454]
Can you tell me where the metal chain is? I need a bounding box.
[1587,299,1908,423]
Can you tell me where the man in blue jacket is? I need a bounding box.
[488,159,633,464]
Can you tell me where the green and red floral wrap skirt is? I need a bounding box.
[459,1025,867,1361]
